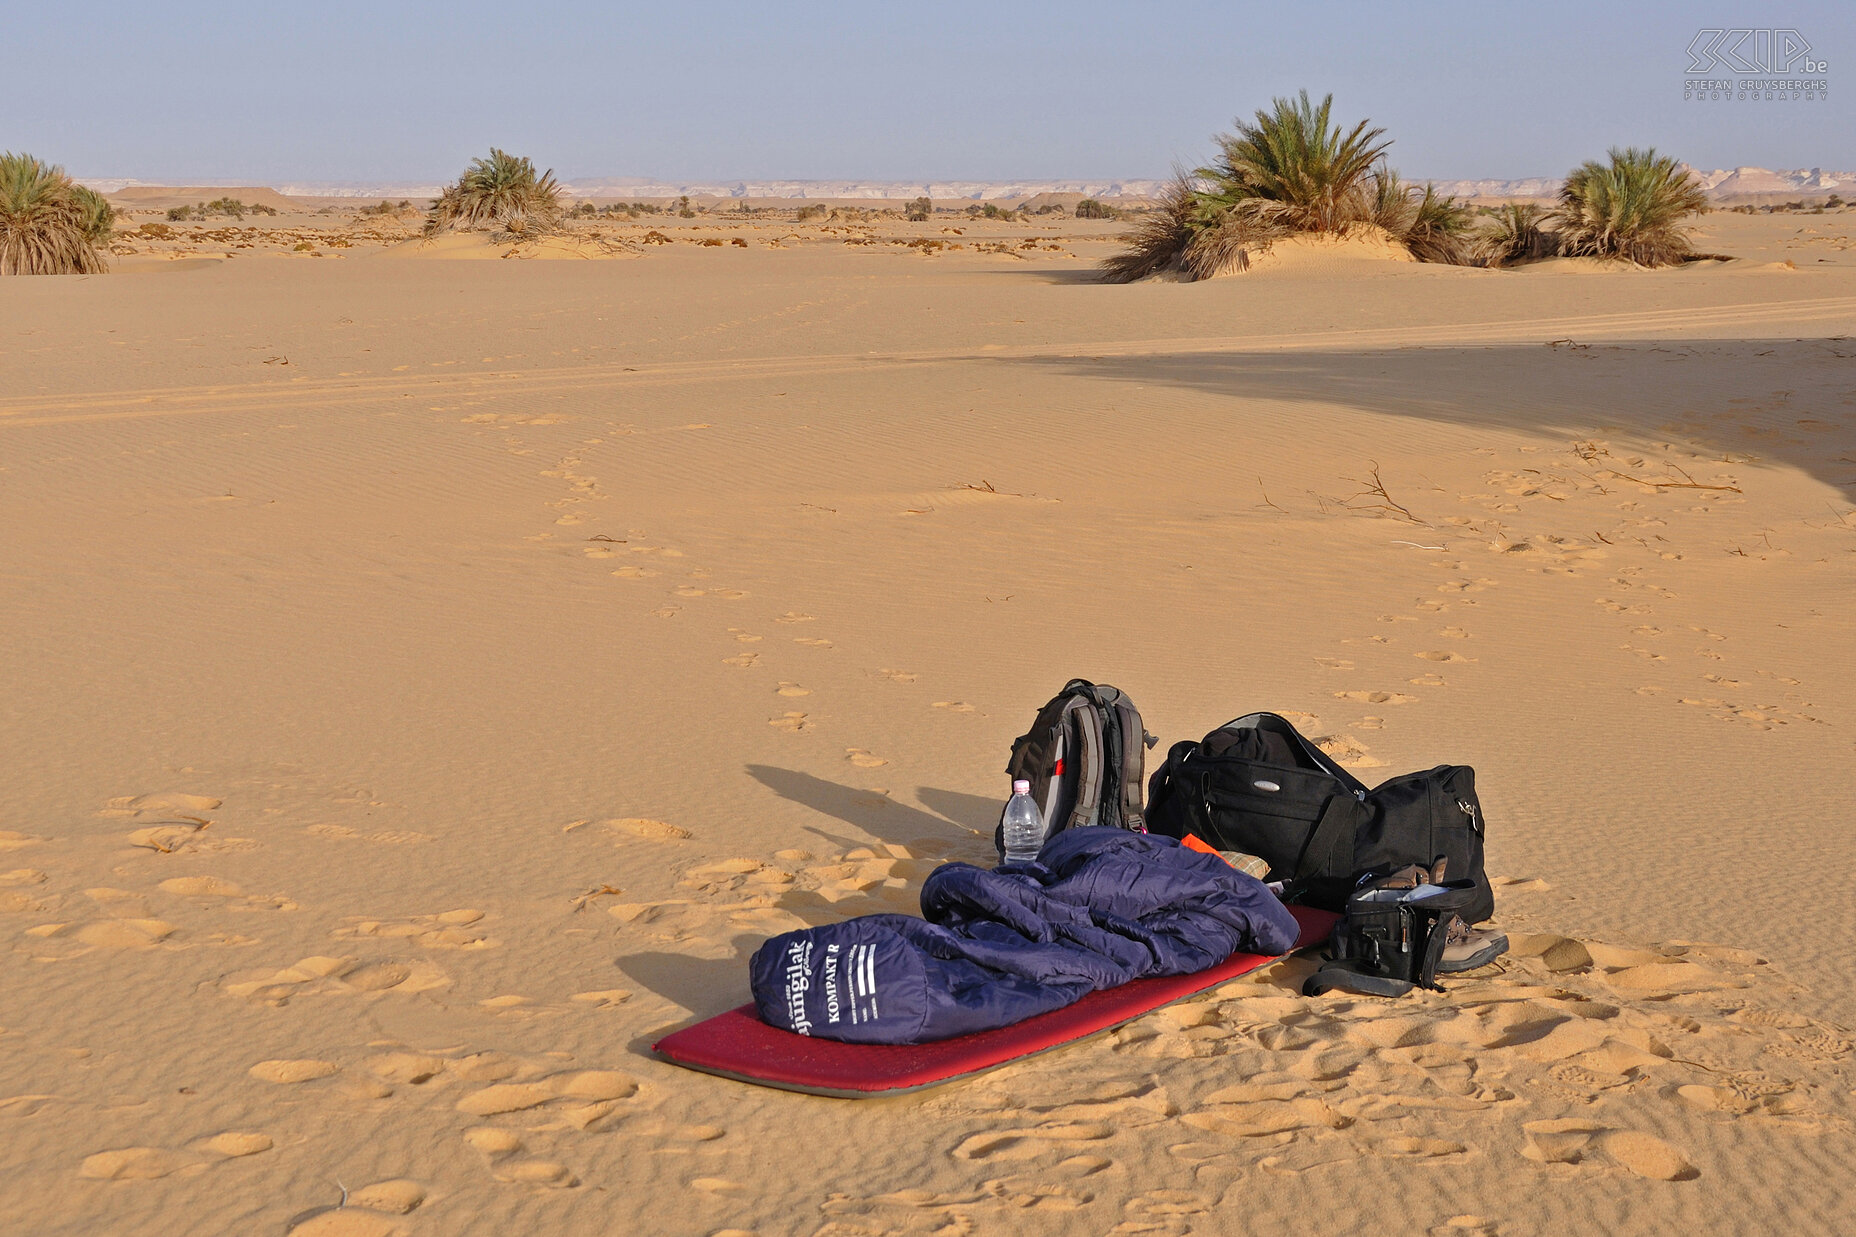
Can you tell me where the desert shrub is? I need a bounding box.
[1394,179,1476,264]
[167,205,194,221]
[248,202,278,216]
[1099,174,1199,282]
[0,152,109,275]
[1828,194,1845,208]
[980,202,1013,220]
[426,148,564,237]
[1553,147,1707,266]
[676,194,695,218]
[1074,198,1115,219]
[359,199,402,216]
[204,197,247,219]
[137,221,173,239]
[1105,92,1478,280]
[905,195,932,221]
[72,186,117,244]
[568,201,598,218]
[795,204,825,222]
[1473,202,1555,266]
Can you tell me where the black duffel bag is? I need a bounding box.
[1146,712,1493,922]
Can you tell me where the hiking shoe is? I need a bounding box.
[1436,917,1509,973]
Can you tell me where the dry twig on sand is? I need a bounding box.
[1605,463,1742,493]
[1342,462,1425,523]
[570,884,624,912]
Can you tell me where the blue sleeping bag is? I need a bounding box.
[749,827,1300,1044]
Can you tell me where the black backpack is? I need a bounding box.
[1146,712,1492,922]
[999,680,1156,856]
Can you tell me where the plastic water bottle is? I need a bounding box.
[1001,779,1046,864]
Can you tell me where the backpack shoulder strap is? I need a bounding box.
[1064,697,1106,830]
[1098,688,1153,832]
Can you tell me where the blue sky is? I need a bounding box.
[9,1,1852,182]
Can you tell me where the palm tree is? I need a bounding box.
[426,148,565,238]
[1553,148,1707,266]
[1,153,109,275]
[1194,90,1390,233]
[73,185,117,246]
[1472,202,1555,267]
[1102,93,1470,280]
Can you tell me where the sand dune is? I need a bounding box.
[1,209,1852,1235]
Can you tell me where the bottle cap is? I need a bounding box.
[1012,779,1030,795]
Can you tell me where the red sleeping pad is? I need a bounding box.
[653,904,1338,1097]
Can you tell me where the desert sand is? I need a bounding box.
[2,206,1853,1236]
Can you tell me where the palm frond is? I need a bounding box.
[1098,174,1195,283]
[0,152,109,275]
[72,185,117,246]
[1401,184,1475,265]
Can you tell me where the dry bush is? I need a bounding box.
[1,152,108,275]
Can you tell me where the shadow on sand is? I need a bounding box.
[745,764,999,858]
[1006,338,1856,503]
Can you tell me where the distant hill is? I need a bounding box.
[77,168,1854,205]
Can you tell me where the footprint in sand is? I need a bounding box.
[729,628,763,643]
[333,908,499,950]
[768,712,812,732]
[1521,1121,1695,1180]
[845,748,889,768]
[611,565,657,578]
[650,604,681,618]
[601,817,691,841]
[0,868,49,914]
[721,652,760,668]
[951,1121,1114,1162]
[285,1184,426,1235]
[249,1058,339,1084]
[674,586,708,598]
[222,955,450,1005]
[932,701,975,712]
[774,682,811,697]
[1313,658,1355,671]
[1410,673,1446,687]
[78,1135,273,1182]
[570,989,632,1010]
[776,612,817,624]
[875,668,919,683]
[793,637,833,648]
[1313,735,1387,769]
[1334,691,1417,705]
[1415,651,1475,664]
[98,792,222,819]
